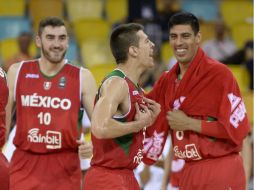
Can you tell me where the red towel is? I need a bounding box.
[143,48,250,164]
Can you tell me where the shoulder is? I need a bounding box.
[8,62,22,76]
[205,57,235,82]
[100,76,128,98]
[156,70,172,85]
[208,57,231,73]
[102,76,127,92]
[80,67,95,81]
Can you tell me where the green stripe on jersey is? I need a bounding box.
[77,109,84,139]
[106,69,125,79]
[114,118,133,155]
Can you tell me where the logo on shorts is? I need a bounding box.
[27,128,62,149]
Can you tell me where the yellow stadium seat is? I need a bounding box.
[105,0,128,24]
[66,0,103,22]
[0,38,37,61]
[0,38,18,61]
[161,42,174,65]
[0,0,26,16]
[88,63,116,86]
[242,91,254,125]
[227,64,250,92]
[73,19,110,42]
[231,23,253,48]
[29,0,64,31]
[80,39,114,68]
[200,21,215,43]
[220,0,253,26]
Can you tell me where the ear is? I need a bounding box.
[196,32,201,44]
[35,35,41,48]
[66,36,69,49]
[129,46,138,57]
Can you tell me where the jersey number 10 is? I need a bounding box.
[37,112,51,125]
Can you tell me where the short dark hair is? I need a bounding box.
[38,17,65,36]
[110,23,144,64]
[168,12,200,35]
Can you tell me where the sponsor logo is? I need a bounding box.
[27,128,62,149]
[227,93,246,128]
[132,90,139,95]
[43,81,51,90]
[21,93,71,110]
[133,149,143,164]
[143,131,164,161]
[25,73,39,78]
[173,96,186,110]
[174,144,202,160]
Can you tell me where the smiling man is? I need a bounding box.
[144,12,250,190]
[6,17,97,190]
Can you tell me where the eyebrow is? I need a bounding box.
[45,34,67,37]
[170,32,192,35]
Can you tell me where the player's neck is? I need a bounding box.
[38,57,65,77]
[178,63,189,79]
[117,63,142,84]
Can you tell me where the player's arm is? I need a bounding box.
[91,77,153,139]
[80,68,97,120]
[5,63,19,139]
[167,110,230,139]
[77,68,97,158]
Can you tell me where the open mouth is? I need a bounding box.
[175,48,187,57]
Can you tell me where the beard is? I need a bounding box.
[41,44,67,64]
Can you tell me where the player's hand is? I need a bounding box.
[167,110,202,132]
[143,97,161,124]
[134,102,153,128]
[76,140,93,159]
[167,110,189,131]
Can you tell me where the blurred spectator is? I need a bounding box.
[244,41,253,90]
[127,0,163,54]
[128,0,157,22]
[157,0,182,42]
[222,40,253,90]
[2,32,33,72]
[202,19,237,62]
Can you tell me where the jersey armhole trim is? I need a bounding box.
[14,61,25,101]
[79,67,83,107]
